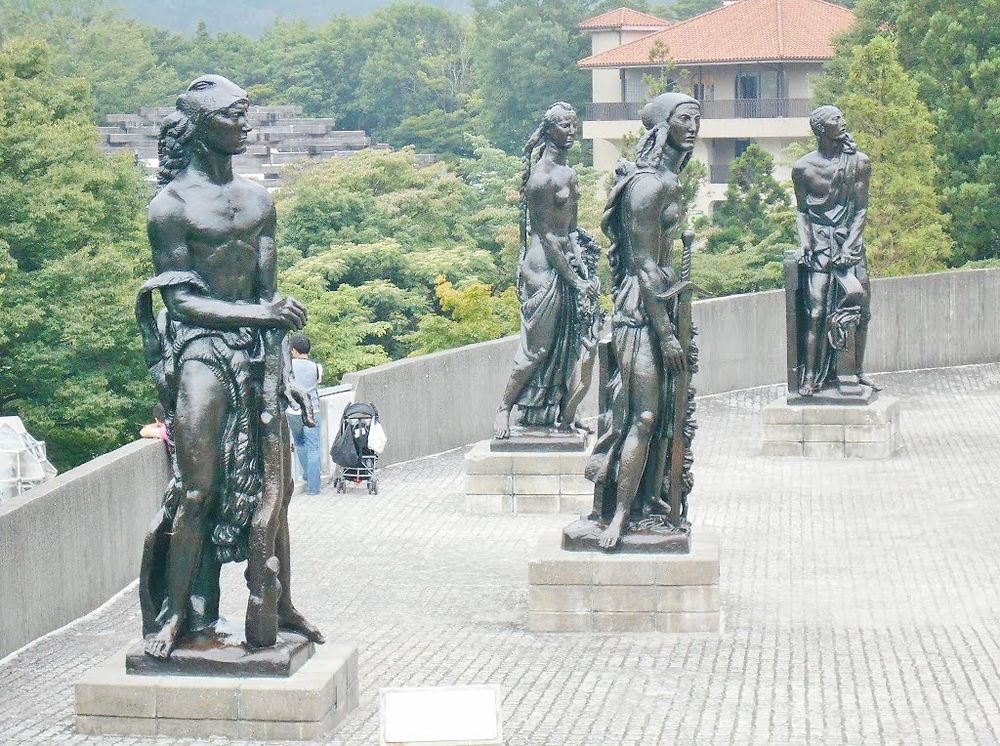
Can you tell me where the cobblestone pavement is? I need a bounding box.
[3,364,1000,745]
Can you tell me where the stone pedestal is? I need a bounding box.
[464,440,593,514]
[762,395,900,458]
[76,641,358,740]
[527,529,721,633]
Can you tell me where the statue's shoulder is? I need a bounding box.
[233,174,275,212]
[855,150,871,170]
[792,150,820,173]
[147,183,186,224]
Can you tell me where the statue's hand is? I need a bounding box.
[267,296,307,330]
[661,334,686,372]
[286,382,316,427]
[798,246,812,266]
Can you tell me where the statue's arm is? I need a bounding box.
[843,155,870,258]
[792,163,814,261]
[528,182,588,290]
[149,196,276,328]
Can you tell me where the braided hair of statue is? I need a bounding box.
[518,102,576,283]
[157,98,206,189]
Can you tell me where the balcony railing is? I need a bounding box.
[584,98,813,122]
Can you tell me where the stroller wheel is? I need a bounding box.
[368,479,378,495]
[336,478,346,493]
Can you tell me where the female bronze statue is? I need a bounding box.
[569,92,701,552]
[135,75,322,659]
[493,102,601,439]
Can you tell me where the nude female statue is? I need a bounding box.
[135,75,322,659]
[493,102,601,439]
[574,93,701,551]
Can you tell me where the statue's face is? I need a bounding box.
[666,103,701,152]
[199,102,251,156]
[548,111,578,150]
[819,109,847,142]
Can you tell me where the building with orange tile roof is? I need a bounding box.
[578,0,854,212]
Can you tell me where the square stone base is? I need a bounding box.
[464,439,594,514]
[762,395,900,458]
[76,641,358,740]
[527,529,721,633]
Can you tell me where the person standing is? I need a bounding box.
[287,333,323,495]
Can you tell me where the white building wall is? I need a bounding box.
[592,68,622,103]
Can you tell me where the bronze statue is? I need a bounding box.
[493,102,602,441]
[565,92,701,553]
[788,105,878,401]
[134,76,323,661]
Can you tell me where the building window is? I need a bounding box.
[693,82,715,102]
[735,139,753,158]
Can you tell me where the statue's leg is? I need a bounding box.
[145,361,226,660]
[561,339,597,432]
[598,330,659,550]
[275,419,325,643]
[800,271,832,395]
[853,264,880,389]
[495,344,546,438]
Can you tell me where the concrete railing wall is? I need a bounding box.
[348,267,1000,465]
[0,440,169,659]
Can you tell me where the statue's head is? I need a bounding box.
[810,105,850,145]
[525,101,578,154]
[636,92,701,169]
[157,75,250,187]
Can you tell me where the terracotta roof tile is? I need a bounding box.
[578,0,854,67]
[578,7,671,30]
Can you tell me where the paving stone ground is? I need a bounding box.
[3,364,1000,745]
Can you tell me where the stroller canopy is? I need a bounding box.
[342,402,379,421]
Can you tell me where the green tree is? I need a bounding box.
[470,0,596,153]
[709,144,792,249]
[403,277,520,355]
[838,35,952,275]
[898,0,1000,261]
[813,0,906,104]
[665,0,721,21]
[0,37,152,469]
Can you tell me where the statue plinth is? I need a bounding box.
[125,620,313,678]
[464,438,593,515]
[76,641,358,740]
[490,425,589,452]
[762,394,900,458]
[527,530,720,633]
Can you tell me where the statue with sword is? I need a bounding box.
[564,92,704,553]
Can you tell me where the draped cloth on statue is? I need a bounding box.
[512,267,578,427]
[135,271,264,566]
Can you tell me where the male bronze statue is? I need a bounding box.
[789,105,878,401]
[493,102,602,444]
[564,92,701,553]
[135,75,323,661]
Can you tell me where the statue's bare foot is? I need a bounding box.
[494,407,511,439]
[278,605,326,644]
[857,374,882,391]
[598,511,626,550]
[798,382,818,397]
[573,418,594,434]
[144,616,181,660]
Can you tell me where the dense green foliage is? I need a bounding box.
[897,0,1000,262]
[274,143,604,375]
[838,36,952,276]
[0,38,152,469]
[693,145,791,295]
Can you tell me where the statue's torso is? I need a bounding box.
[156,175,272,304]
[522,163,579,279]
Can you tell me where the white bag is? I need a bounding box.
[368,420,388,454]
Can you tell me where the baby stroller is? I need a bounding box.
[330,403,382,494]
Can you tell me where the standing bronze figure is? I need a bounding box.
[493,102,602,441]
[134,76,323,661]
[565,92,701,553]
[788,105,878,401]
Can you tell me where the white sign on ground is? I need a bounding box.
[379,685,503,746]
